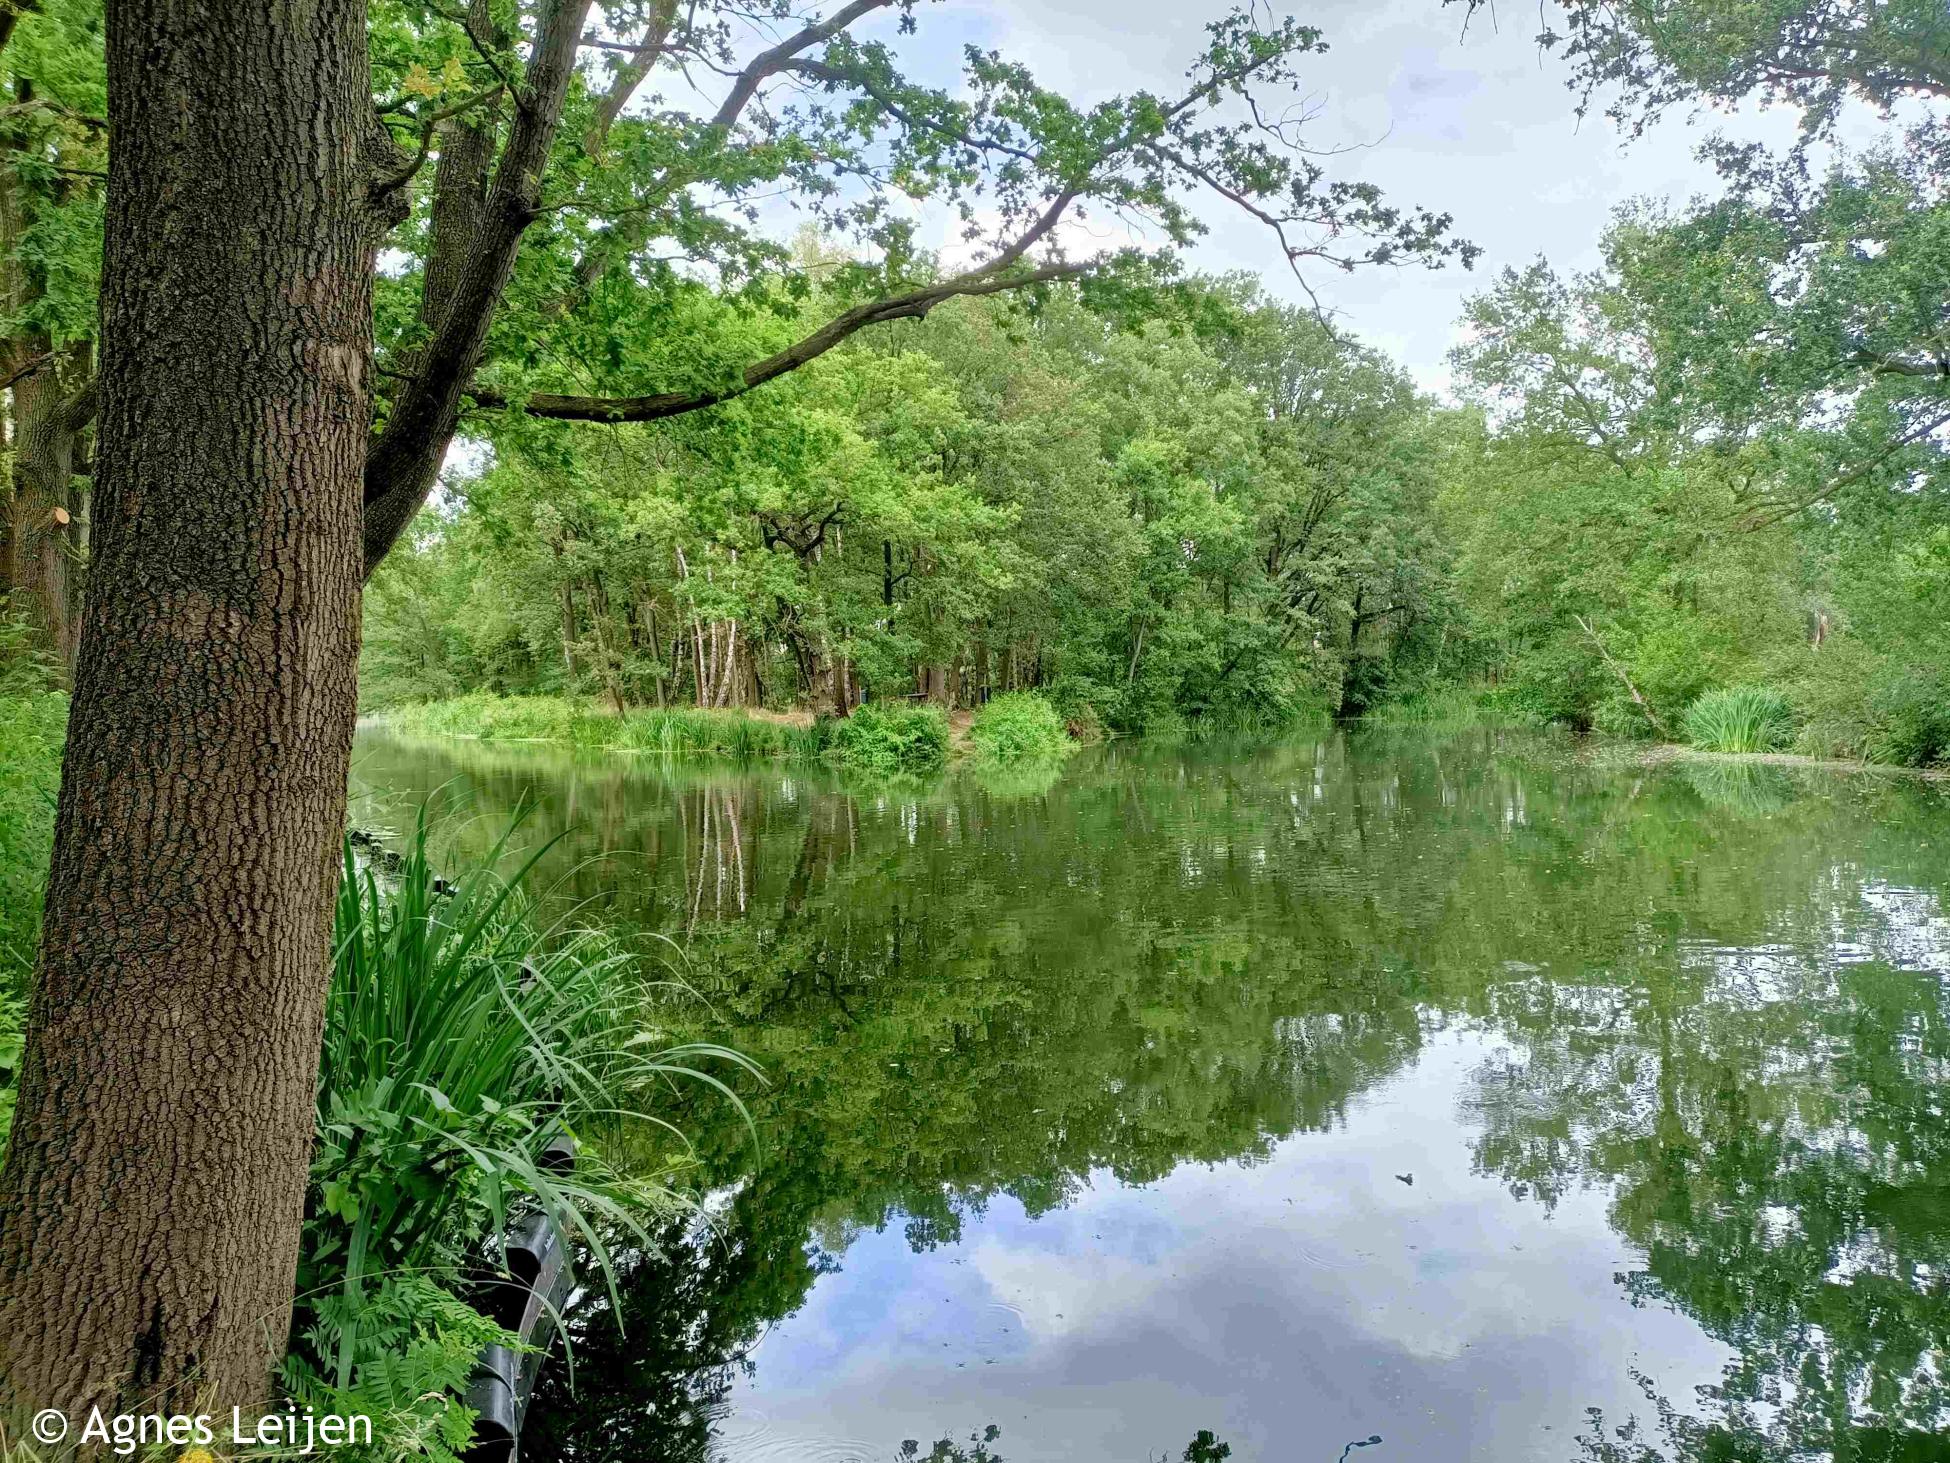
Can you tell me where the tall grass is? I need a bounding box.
[1681,686,1794,754]
[1358,684,1535,729]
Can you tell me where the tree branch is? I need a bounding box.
[1850,348,1950,380]
[711,0,893,129]
[586,0,679,149]
[1737,408,1950,531]
[547,1,895,321]
[362,0,594,577]
[373,85,506,194]
[469,258,1087,422]
[780,58,1039,163]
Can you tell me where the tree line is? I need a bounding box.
[362,267,1454,731]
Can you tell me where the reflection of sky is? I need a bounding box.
[716,1036,1732,1463]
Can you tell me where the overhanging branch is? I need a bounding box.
[469,258,1087,423]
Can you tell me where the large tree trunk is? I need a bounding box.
[0,0,391,1419]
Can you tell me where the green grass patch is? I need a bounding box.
[0,692,65,983]
[380,693,955,773]
[969,693,1074,763]
[381,694,830,761]
[1682,686,1794,754]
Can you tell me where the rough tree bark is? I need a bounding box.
[0,0,399,1418]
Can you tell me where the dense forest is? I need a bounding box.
[0,0,1945,1456]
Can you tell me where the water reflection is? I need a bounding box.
[347,728,1950,1461]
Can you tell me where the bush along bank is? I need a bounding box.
[969,693,1076,763]
[1681,686,1794,755]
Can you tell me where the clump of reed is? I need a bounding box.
[1681,686,1793,754]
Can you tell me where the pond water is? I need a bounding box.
[349,726,1950,1463]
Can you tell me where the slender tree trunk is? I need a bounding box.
[6,351,81,674]
[0,0,394,1418]
[1,86,93,677]
[587,592,628,717]
[714,620,738,707]
[559,580,579,681]
[1576,612,1671,738]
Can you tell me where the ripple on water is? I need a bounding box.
[1287,1237,1353,1271]
[730,1428,882,1463]
[983,1297,1027,1329]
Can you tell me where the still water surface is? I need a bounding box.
[349,726,1950,1462]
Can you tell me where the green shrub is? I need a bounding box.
[969,693,1073,763]
[828,702,949,772]
[1681,686,1794,754]
[1863,668,1950,768]
[1778,642,1950,768]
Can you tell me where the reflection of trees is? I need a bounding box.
[1444,776,1950,1459]
[349,730,1950,1459]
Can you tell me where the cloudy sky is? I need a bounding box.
[793,0,1833,396]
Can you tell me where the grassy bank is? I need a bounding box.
[381,693,826,757]
[373,693,1118,774]
[1365,669,1950,773]
[377,692,955,772]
